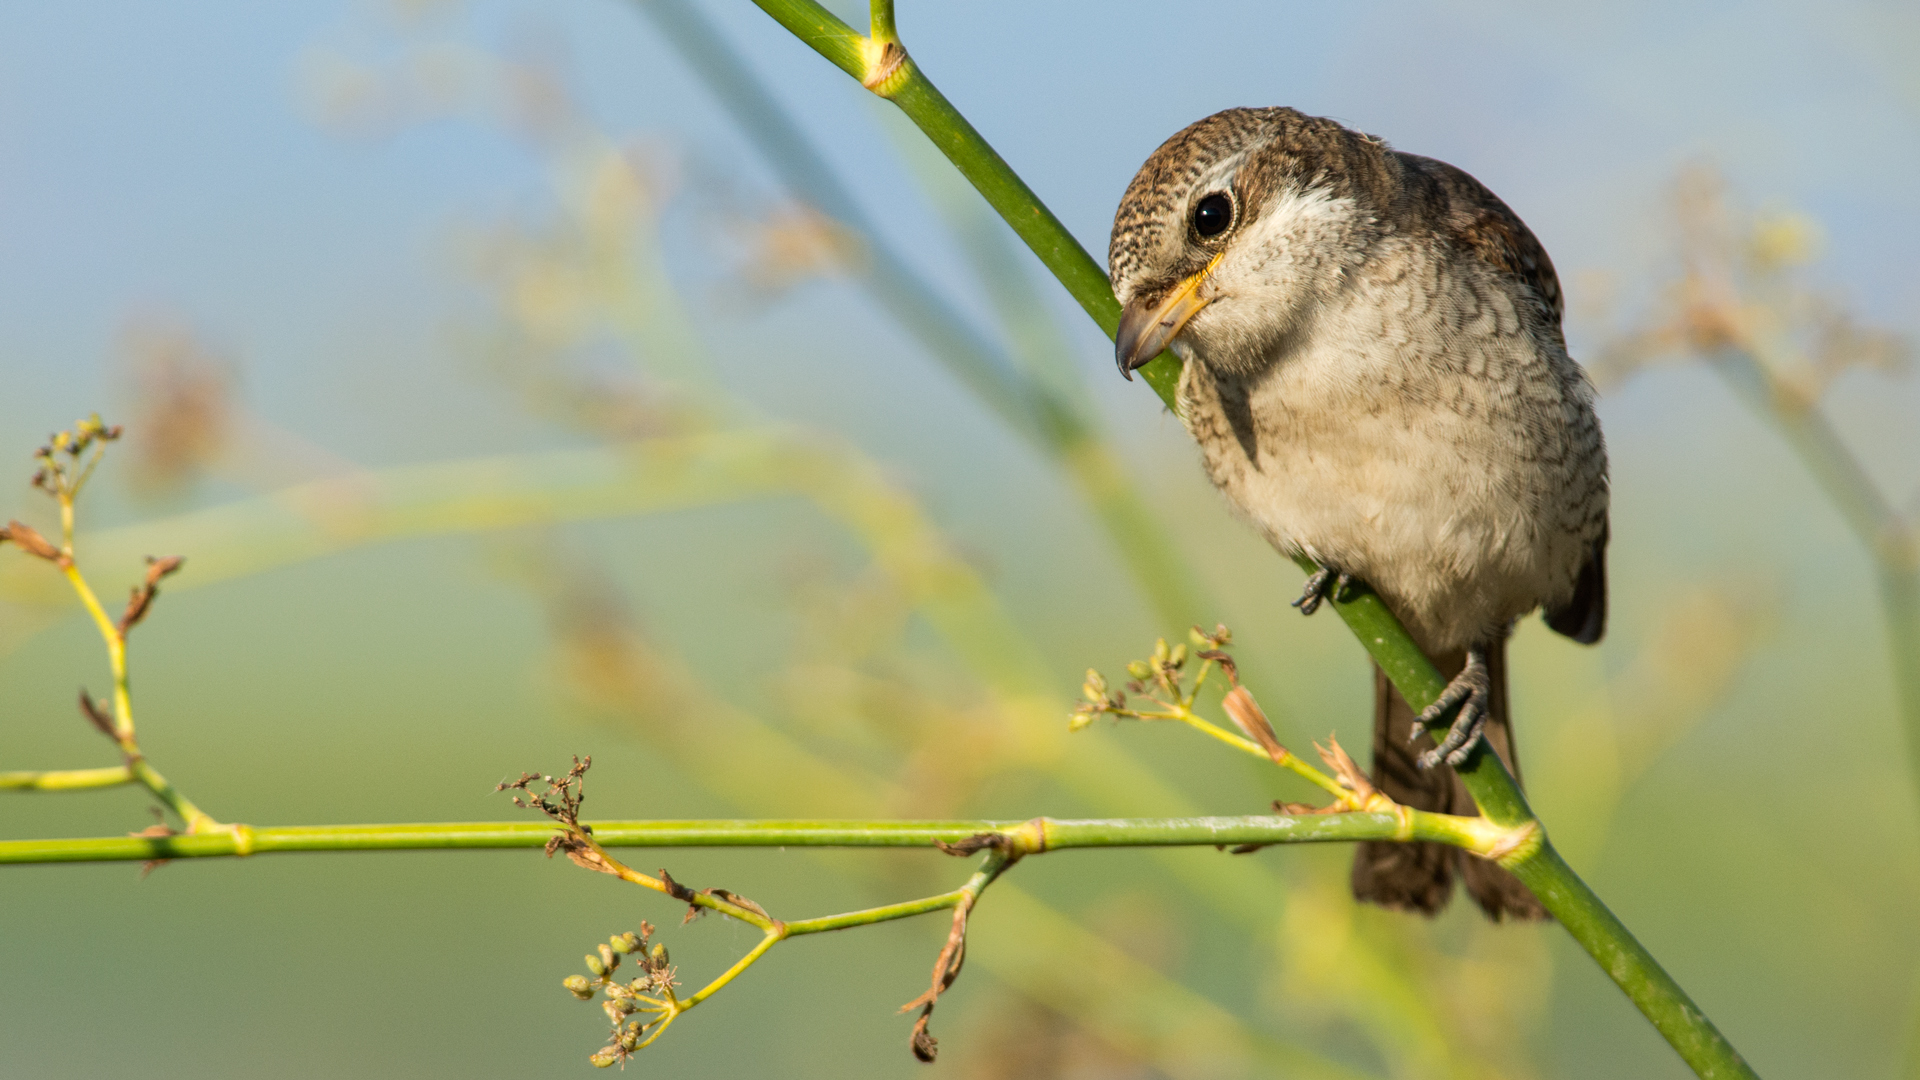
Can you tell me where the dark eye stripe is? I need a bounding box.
[1193,192,1233,238]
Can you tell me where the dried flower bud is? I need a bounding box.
[1,522,61,562]
[563,975,594,999]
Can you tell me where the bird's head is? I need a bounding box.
[1108,107,1392,379]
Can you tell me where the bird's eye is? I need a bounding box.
[1192,192,1233,238]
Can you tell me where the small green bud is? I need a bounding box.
[1080,669,1106,701]
[649,942,669,970]
[585,954,607,977]
[589,1049,619,1068]
[620,1026,644,1051]
[610,932,641,954]
[1068,712,1094,731]
[1126,660,1152,681]
[1151,638,1168,663]
[598,943,617,971]
[1169,643,1187,667]
[564,975,594,999]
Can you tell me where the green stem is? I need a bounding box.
[1508,845,1751,1079]
[57,554,219,832]
[676,929,783,1009]
[0,765,133,791]
[1306,562,1537,824]
[783,849,1012,938]
[866,0,897,46]
[630,0,1212,629]
[0,811,1500,865]
[1703,345,1918,1080]
[746,0,1183,405]
[783,884,967,936]
[748,6,1757,1077]
[1707,345,1920,790]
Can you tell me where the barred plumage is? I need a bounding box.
[1110,107,1608,920]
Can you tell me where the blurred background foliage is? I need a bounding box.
[1,2,1917,1078]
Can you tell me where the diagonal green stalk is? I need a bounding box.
[628,0,1213,630]
[746,3,1758,1077]
[1698,347,1918,1080]
[1705,344,1920,790]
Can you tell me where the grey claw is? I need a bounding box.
[1410,647,1491,770]
[1420,701,1485,769]
[1292,568,1353,617]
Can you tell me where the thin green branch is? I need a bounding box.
[1707,343,1920,787]
[7,423,221,834]
[0,765,133,791]
[0,811,1510,865]
[748,6,1757,1078]
[629,0,1213,630]
[748,0,1181,404]
[866,0,897,47]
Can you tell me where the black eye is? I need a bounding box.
[1192,192,1233,238]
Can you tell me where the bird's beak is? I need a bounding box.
[1115,254,1221,380]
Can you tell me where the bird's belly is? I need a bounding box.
[1182,360,1576,653]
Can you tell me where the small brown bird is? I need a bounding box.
[1109,108,1608,920]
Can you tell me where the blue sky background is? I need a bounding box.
[2,3,1916,1078]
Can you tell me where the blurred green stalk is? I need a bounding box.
[743,2,1760,1077]
[1700,348,1920,1080]
[1706,344,1920,791]
[628,0,1212,631]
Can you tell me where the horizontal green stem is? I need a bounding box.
[0,813,1497,865]
[0,765,133,791]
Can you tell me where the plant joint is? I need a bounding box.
[859,40,910,97]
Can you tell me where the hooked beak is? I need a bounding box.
[1114,254,1221,379]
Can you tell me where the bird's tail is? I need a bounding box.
[1349,635,1548,921]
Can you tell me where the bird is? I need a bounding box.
[1108,107,1607,920]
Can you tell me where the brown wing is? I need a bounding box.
[1545,534,1608,645]
[1400,153,1606,645]
[1398,153,1566,337]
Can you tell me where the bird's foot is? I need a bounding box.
[1409,647,1491,769]
[1292,566,1354,617]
